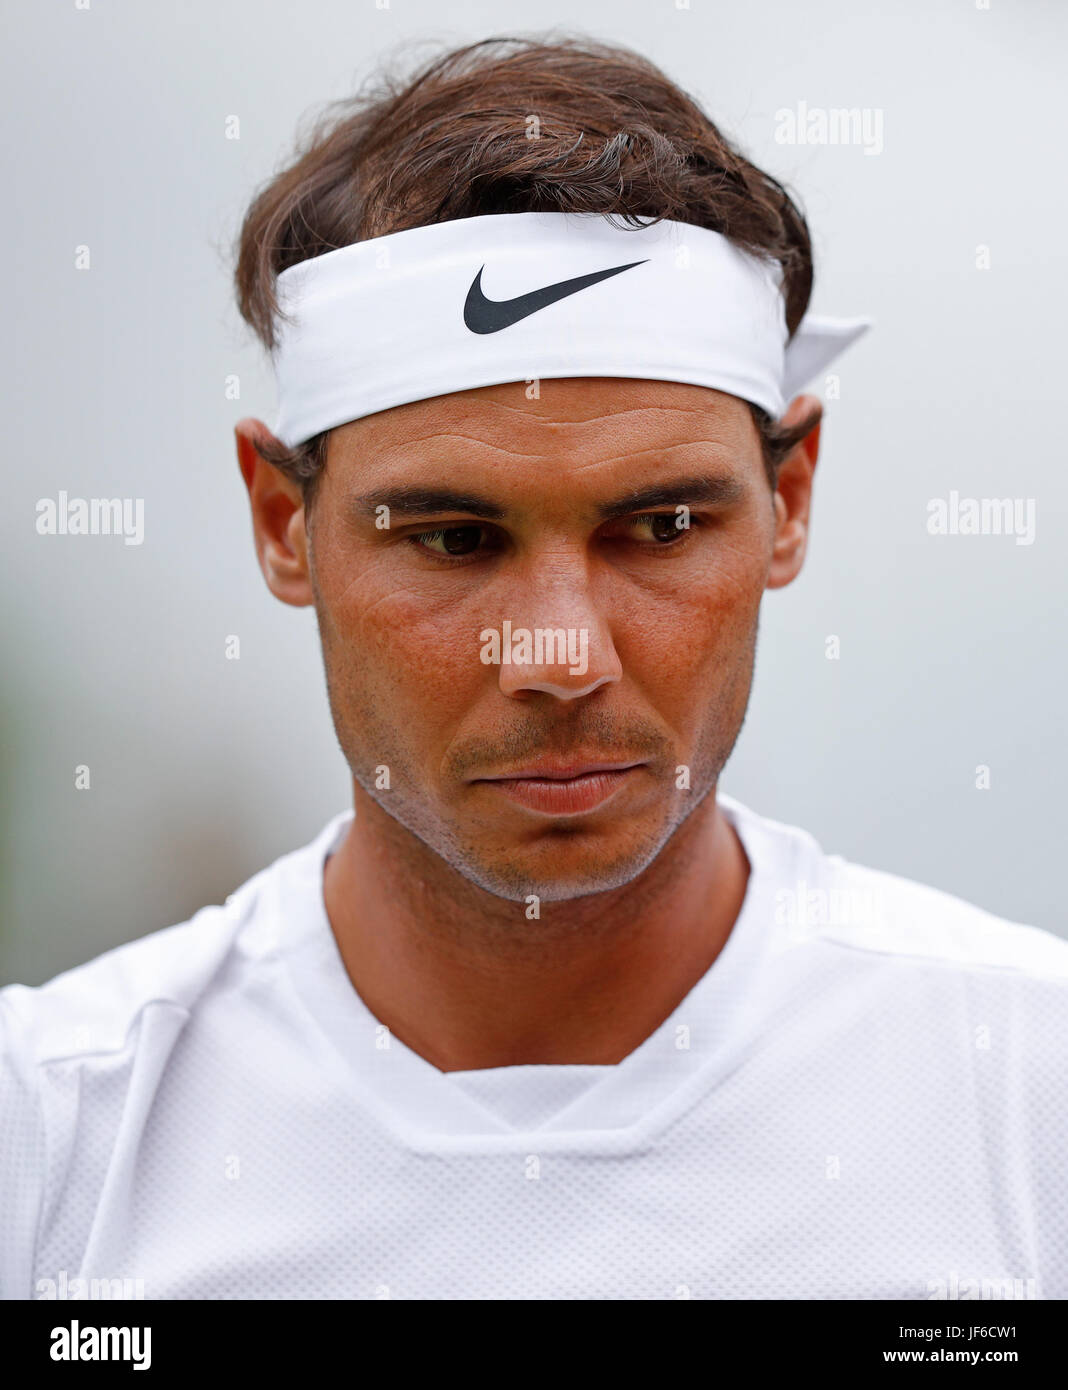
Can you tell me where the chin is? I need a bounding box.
[451,828,671,904]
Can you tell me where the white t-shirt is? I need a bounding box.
[2,794,1066,1301]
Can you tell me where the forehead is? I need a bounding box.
[326,377,762,489]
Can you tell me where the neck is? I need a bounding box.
[322,785,750,1070]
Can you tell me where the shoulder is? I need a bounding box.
[721,792,1068,985]
[816,853,1068,982]
[0,812,346,1297]
[1,899,245,1071]
[0,810,350,1071]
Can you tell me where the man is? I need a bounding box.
[3,36,1065,1301]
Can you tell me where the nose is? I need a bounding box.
[498,633,622,699]
[490,553,623,701]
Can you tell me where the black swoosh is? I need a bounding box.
[463,259,649,334]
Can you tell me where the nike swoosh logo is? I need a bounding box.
[463,259,649,334]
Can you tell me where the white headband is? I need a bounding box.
[270,211,871,448]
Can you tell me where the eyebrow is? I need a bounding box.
[349,473,745,524]
[351,486,505,521]
[595,474,745,520]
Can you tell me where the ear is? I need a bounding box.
[766,393,822,591]
[234,417,314,607]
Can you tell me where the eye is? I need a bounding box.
[627,511,691,544]
[409,524,495,558]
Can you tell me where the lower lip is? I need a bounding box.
[481,767,640,815]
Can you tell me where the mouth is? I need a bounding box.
[472,760,646,816]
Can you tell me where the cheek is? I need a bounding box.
[614,530,768,694]
[315,547,484,722]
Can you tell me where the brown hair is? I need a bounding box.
[233,32,821,503]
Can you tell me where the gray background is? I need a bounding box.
[2,0,1064,985]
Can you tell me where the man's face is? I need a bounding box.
[250,378,814,902]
